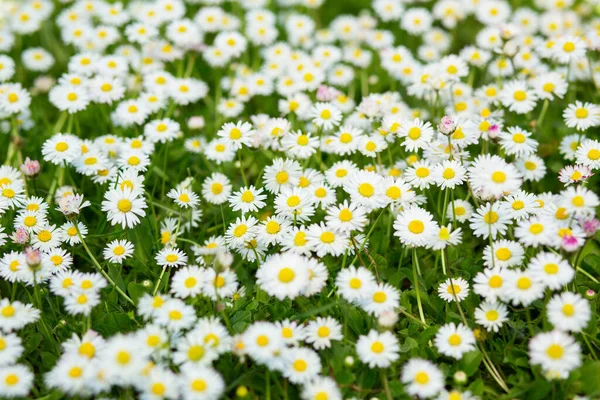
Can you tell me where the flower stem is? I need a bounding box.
[412,248,426,324]
[77,229,135,305]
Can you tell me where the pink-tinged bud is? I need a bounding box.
[488,124,500,139]
[187,116,205,130]
[561,234,581,252]
[25,247,41,267]
[316,85,341,102]
[20,157,41,177]
[582,218,600,237]
[584,289,597,300]
[438,116,457,135]
[12,227,29,244]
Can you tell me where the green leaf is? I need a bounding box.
[460,350,482,376]
[580,361,600,395]
[127,282,148,303]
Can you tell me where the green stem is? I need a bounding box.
[77,229,135,305]
[412,248,426,324]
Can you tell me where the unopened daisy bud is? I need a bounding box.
[584,289,596,300]
[25,247,41,268]
[216,251,234,268]
[499,23,519,40]
[33,75,55,94]
[142,280,152,288]
[487,124,500,139]
[12,227,29,244]
[188,116,205,130]
[344,356,355,366]
[20,157,40,177]
[502,40,518,57]
[438,115,456,135]
[453,370,467,385]
[60,319,67,326]
[377,310,399,328]
[561,234,582,252]
[215,302,226,312]
[368,75,378,85]
[582,218,600,236]
[473,328,485,341]
[316,85,341,102]
[236,385,248,397]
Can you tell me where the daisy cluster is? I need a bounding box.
[0,0,600,399]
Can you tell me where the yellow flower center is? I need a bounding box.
[188,345,205,361]
[320,232,335,243]
[358,183,374,197]
[513,90,527,101]
[278,267,295,283]
[371,341,384,353]
[486,310,499,321]
[517,277,531,290]
[408,220,424,234]
[117,199,132,212]
[448,334,462,346]
[546,344,563,359]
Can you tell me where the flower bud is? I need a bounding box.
[188,116,205,130]
[454,370,467,385]
[20,157,40,177]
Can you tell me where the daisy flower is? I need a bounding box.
[529,330,581,378]
[434,323,476,359]
[438,277,470,302]
[475,300,509,332]
[311,102,342,131]
[401,358,445,399]
[563,101,600,131]
[228,185,267,214]
[101,188,147,229]
[304,317,343,350]
[356,330,400,368]
[256,252,310,300]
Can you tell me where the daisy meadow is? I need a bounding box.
[1,0,600,399]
